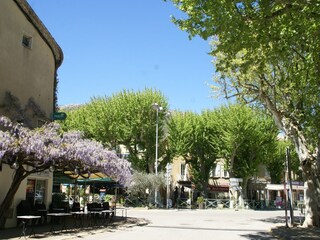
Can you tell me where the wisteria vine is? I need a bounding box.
[0,116,132,186]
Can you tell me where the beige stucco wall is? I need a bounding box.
[0,1,56,124]
[171,156,187,185]
[0,165,53,228]
[0,1,59,228]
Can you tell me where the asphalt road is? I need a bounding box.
[4,208,304,240]
[70,208,290,240]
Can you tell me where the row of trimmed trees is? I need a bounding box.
[0,87,299,228]
[61,89,298,204]
[168,104,299,199]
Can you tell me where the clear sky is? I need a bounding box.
[27,0,226,112]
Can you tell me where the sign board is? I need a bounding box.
[229,178,243,187]
[230,178,243,183]
[53,112,67,121]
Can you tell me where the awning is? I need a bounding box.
[177,180,193,188]
[53,172,75,184]
[53,170,115,185]
[77,177,114,183]
[208,185,229,192]
[266,183,305,191]
[62,170,110,180]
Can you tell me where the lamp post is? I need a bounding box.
[152,103,162,207]
[166,163,172,209]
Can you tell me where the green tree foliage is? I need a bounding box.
[168,0,320,226]
[266,140,301,184]
[61,89,169,173]
[168,111,219,197]
[126,171,166,205]
[216,104,278,196]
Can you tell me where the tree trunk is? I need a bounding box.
[241,176,250,200]
[302,160,320,227]
[228,147,238,178]
[281,129,320,227]
[0,166,28,229]
[284,124,320,227]
[147,157,155,174]
[261,92,320,227]
[201,180,208,198]
[200,160,208,198]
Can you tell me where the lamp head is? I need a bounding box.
[152,103,163,111]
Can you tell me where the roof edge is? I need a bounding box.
[14,0,64,68]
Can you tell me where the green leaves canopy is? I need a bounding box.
[168,110,220,196]
[168,0,320,156]
[216,104,278,179]
[61,89,169,173]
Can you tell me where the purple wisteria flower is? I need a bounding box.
[0,116,132,185]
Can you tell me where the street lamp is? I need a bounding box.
[152,102,162,207]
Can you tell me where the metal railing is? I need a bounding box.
[177,198,192,209]
[124,196,300,210]
[205,199,231,209]
[124,196,148,207]
[203,199,269,209]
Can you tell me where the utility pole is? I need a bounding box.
[286,147,294,226]
[283,171,288,228]
[152,103,162,207]
[166,163,172,209]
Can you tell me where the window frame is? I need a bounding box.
[22,34,33,49]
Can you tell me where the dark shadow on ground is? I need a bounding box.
[0,216,149,239]
[255,211,304,226]
[241,231,278,240]
[260,216,286,224]
[271,226,320,240]
[240,224,320,240]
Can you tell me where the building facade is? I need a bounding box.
[0,0,63,228]
[0,0,63,127]
[170,157,304,209]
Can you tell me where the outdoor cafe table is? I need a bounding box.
[17,215,41,238]
[47,213,72,233]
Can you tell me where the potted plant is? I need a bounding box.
[197,196,205,209]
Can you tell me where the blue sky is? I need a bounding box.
[27,0,227,112]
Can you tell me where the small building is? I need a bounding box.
[170,157,230,207]
[0,0,63,228]
[170,157,304,209]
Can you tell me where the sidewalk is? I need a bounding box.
[0,215,147,240]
